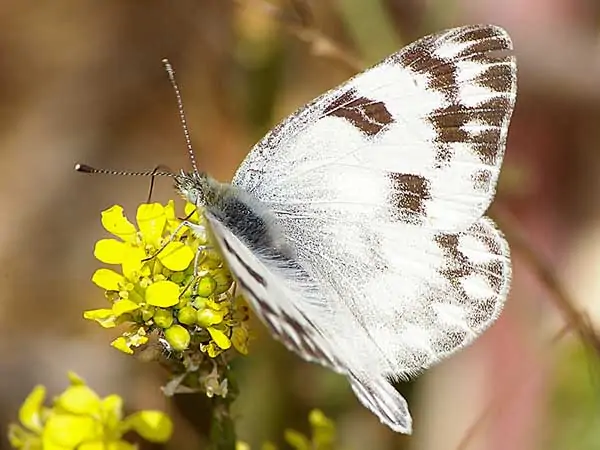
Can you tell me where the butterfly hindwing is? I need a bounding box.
[203,209,345,373]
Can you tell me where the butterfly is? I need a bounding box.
[173,24,516,434]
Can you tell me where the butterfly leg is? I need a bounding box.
[348,372,412,434]
[142,220,191,262]
[178,220,218,295]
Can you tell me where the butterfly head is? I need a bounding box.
[173,171,216,207]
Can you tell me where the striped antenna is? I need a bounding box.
[74,163,173,178]
[162,58,199,176]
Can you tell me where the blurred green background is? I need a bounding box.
[2,0,600,449]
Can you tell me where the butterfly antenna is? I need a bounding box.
[162,58,199,176]
[74,163,173,178]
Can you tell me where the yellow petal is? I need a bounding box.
[205,342,223,358]
[94,239,128,264]
[83,309,117,328]
[55,385,101,415]
[124,410,173,443]
[80,441,136,450]
[111,336,133,354]
[164,200,181,233]
[284,429,311,450]
[196,308,223,327]
[121,246,146,279]
[101,394,124,429]
[308,409,335,446]
[184,202,200,223]
[164,200,176,221]
[232,327,249,355]
[145,280,180,307]
[206,298,228,312]
[42,413,99,448]
[101,205,137,242]
[92,268,125,290]
[8,423,40,449]
[136,203,166,246]
[208,327,231,350]
[157,241,194,271]
[67,372,86,386]
[112,299,140,316]
[19,385,46,432]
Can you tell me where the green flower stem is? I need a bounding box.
[167,362,239,450]
[208,365,239,450]
[208,395,237,450]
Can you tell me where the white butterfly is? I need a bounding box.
[175,24,516,433]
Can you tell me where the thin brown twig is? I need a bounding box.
[288,0,314,28]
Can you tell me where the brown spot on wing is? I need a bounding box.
[472,169,492,191]
[324,89,394,137]
[428,100,508,166]
[388,173,431,224]
[397,47,460,100]
[434,224,505,319]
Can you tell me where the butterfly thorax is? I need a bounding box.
[174,171,294,259]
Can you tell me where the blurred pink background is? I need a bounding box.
[1,1,600,449]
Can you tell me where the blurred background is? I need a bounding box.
[2,0,600,449]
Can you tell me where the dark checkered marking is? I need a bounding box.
[472,169,492,191]
[393,25,514,166]
[221,237,266,286]
[434,226,504,327]
[428,98,511,166]
[324,89,394,137]
[395,32,460,101]
[234,274,339,369]
[388,173,431,224]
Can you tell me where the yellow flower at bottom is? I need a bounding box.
[8,373,173,450]
[42,413,99,449]
[124,411,173,443]
[18,385,45,433]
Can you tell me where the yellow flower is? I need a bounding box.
[84,200,252,398]
[8,372,173,450]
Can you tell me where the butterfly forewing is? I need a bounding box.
[234,25,516,231]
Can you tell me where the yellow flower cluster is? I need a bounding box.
[8,372,172,450]
[84,201,250,358]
